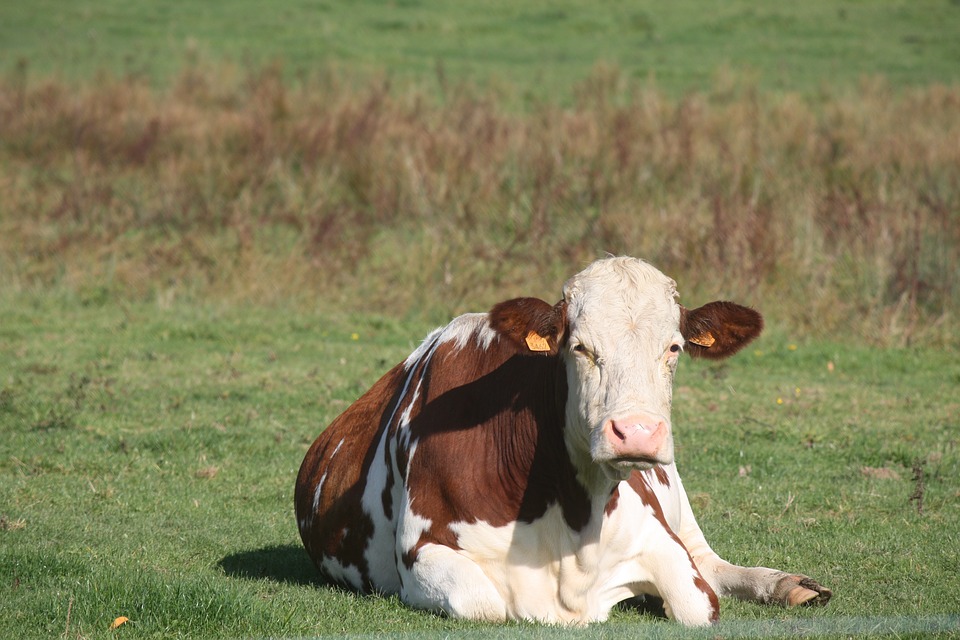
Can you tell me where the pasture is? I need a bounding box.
[1,298,958,638]
[1,0,959,637]
[1,0,959,97]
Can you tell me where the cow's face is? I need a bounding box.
[561,258,684,477]
[489,257,763,483]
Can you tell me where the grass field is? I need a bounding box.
[1,0,959,97]
[1,298,958,638]
[2,0,959,637]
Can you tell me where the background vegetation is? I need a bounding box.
[1,0,959,344]
[2,63,958,344]
[1,0,958,637]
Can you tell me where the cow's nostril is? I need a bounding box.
[610,422,627,442]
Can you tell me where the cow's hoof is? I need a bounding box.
[773,575,832,608]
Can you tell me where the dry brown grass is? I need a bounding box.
[1,63,957,344]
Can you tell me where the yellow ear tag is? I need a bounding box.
[525,331,551,352]
[689,332,716,348]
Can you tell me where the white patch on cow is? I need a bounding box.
[360,421,400,592]
[320,555,363,591]
[406,315,496,372]
[610,475,717,626]
[302,438,346,532]
[396,382,421,453]
[644,465,683,531]
[330,437,345,460]
[403,328,444,371]
[311,472,327,515]
[396,488,431,561]
[443,313,498,352]
[397,486,509,621]
[401,541,508,621]
[397,474,717,626]
[441,504,616,623]
[358,343,438,594]
[352,324,444,596]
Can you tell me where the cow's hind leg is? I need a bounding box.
[400,544,507,621]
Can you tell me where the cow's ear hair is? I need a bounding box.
[680,301,763,359]
[489,297,568,356]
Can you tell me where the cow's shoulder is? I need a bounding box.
[401,312,590,537]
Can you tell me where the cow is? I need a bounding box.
[295,256,831,626]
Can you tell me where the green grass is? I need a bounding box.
[1,0,958,97]
[2,295,959,638]
[1,1,959,636]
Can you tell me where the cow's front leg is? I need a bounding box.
[632,526,720,626]
[399,543,507,621]
[672,478,832,607]
[694,558,832,607]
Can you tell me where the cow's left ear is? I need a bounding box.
[680,301,763,359]
[489,297,568,356]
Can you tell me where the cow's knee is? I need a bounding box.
[655,575,718,627]
[400,544,507,621]
[638,539,719,626]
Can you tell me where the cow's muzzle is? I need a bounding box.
[603,414,672,466]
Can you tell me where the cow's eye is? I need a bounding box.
[572,343,597,363]
[669,344,682,354]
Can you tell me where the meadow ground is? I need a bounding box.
[1,298,958,638]
[1,0,959,637]
[1,0,959,98]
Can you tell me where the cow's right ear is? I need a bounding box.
[680,301,763,359]
[489,298,568,356]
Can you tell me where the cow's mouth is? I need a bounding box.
[612,456,660,469]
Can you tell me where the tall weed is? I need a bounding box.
[1,64,956,344]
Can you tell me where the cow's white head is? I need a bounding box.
[489,257,763,483]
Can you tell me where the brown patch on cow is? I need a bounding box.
[680,302,763,359]
[406,331,591,538]
[628,470,718,622]
[694,574,721,622]
[628,471,670,531]
[401,548,417,570]
[605,485,621,516]
[489,298,567,356]
[652,465,670,488]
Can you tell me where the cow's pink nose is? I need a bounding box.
[605,415,670,462]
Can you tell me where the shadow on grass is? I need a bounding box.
[219,543,323,587]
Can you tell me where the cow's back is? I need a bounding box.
[295,362,407,591]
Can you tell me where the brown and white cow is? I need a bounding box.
[295,256,831,626]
